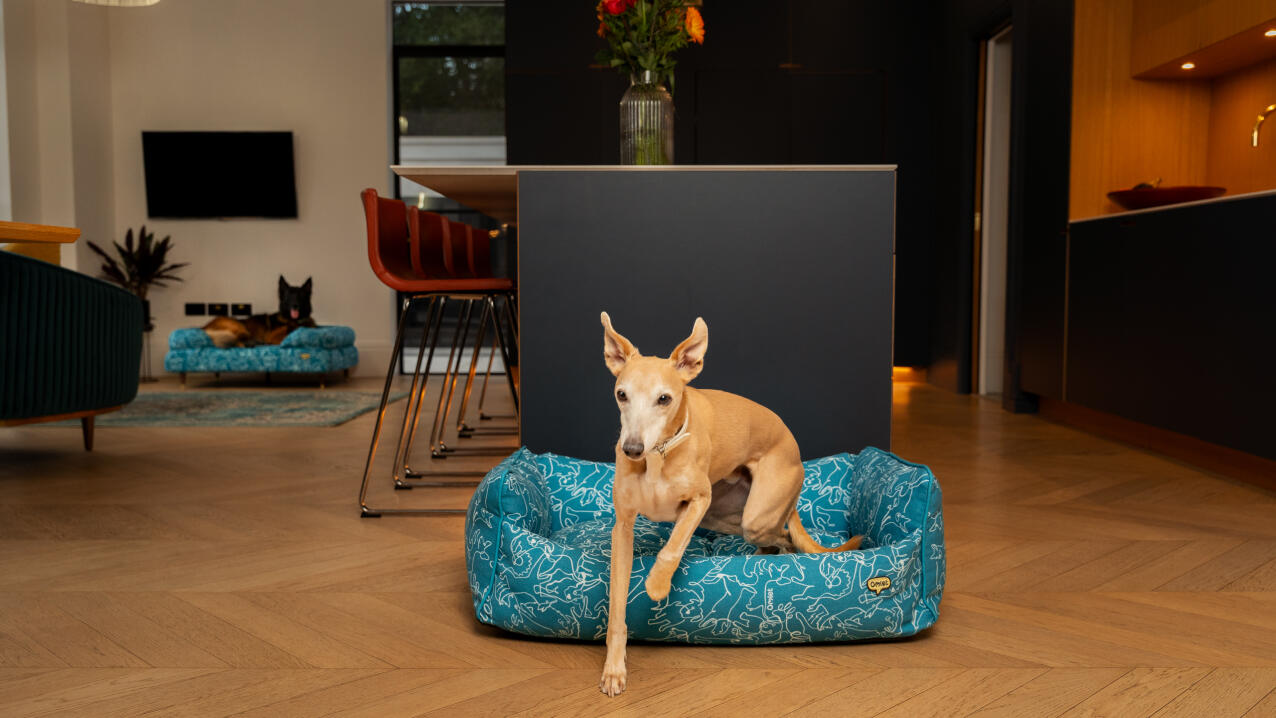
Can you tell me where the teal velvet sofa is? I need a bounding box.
[164,326,358,386]
[1,251,143,449]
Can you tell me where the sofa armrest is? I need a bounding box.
[0,251,142,421]
[281,326,356,349]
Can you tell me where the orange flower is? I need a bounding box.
[685,6,704,44]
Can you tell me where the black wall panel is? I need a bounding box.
[517,170,895,462]
[505,0,937,368]
[1067,196,1276,460]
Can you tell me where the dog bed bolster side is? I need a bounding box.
[169,328,213,350]
[281,326,357,349]
[465,448,552,624]
[849,447,945,632]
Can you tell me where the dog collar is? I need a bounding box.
[652,414,690,457]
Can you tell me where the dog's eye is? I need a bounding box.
[616,390,627,402]
[657,394,671,406]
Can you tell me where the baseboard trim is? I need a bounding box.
[1038,398,1276,492]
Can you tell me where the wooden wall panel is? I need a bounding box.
[1206,55,1276,194]
[1071,0,1211,220]
[1131,0,1205,75]
[1132,0,1276,75]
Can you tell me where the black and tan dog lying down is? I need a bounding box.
[203,276,316,348]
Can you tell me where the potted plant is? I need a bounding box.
[595,0,704,164]
[87,226,187,380]
[87,226,187,329]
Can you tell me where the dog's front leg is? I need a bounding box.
[600,506,636,697]
[645,493,710,601]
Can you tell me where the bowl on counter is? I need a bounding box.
[1107,185,1226,210]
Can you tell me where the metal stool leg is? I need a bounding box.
[360,296,482,517]
[426,299,472,457]
[477,311,504,421]
[434,300,510,457]
[456,298,491,436]
[457,302,517,438]
[359,297,430,516]
[436,298,478,451]
[388,295,439,488]
[402,297,485,483]
[459,299,518,436]
[480,293,518,422]
[489,294,520,416]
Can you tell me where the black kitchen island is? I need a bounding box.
[392,166,896,462]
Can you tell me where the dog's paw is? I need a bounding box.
[645,572,671,602]
[599,662,627,697]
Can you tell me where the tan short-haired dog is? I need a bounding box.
[598,312,862,697]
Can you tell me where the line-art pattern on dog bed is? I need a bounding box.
[465,447,944,644]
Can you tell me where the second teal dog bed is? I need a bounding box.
[164,326,358,380]
[465,447,944,644]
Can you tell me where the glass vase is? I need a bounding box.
[619,71,673,165]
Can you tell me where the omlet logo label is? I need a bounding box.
[866,576,891,595]
[765,587,774,609]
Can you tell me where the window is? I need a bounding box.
[392,1,505,220]
[391,3,509,374]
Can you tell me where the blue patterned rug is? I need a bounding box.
[54,391,409,428]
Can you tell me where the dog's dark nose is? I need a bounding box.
[622,441,644,459]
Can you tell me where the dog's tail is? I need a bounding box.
[787,509,863,553]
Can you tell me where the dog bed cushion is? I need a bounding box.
[164,326,358,374]
[465,447,945,644]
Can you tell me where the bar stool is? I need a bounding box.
[453,224,518,439]
[399,209,518,473]
[429,221,518,457]
[356,188,516,517]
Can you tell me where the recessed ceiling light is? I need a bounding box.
[1266,29,1276,37]
[1181,62,1196,70]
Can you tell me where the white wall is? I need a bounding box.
[0,1,11,221]
[3,0,84,268]
[106,0,394,375]
[3,0,395,375]
[68,2,115,273]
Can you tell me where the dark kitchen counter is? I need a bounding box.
[394,166,897,461]
[1065,191,1276,461]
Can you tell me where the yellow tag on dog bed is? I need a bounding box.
[867,576,891,595]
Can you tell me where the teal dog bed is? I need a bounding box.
[465,447,944,644]
[164,326,358,379]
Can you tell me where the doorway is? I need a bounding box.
[974,25,1013,396]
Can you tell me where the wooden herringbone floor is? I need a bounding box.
[1,376,1275,717]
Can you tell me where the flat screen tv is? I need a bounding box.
[142,131,298,219]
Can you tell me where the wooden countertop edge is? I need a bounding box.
[1069,187,1276,224]
[0,221,81,244]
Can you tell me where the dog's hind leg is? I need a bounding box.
[740,450,804,553]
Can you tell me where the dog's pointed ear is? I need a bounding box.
[302,277,313,291]
[669,317,708,382]
[278,275,288,291]
[601,311,638,376]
